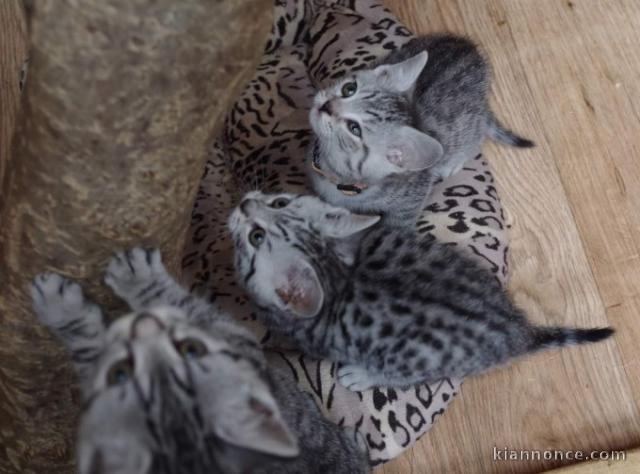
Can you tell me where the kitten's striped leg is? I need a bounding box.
[104,247,216,324]
[31,273,105,384]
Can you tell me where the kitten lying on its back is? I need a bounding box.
[308,34,533,226]
[31,248,369,474]
[230,192,612,392]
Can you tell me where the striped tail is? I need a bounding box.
[487,112,535,148]
[530,326,614,351]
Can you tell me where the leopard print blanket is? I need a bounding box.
[182,0,509,465]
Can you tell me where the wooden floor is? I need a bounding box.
[380,0,640,473]
[2,1,640,473]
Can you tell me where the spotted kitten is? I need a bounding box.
[230,192,613,392]
[308,34,533,226]
[31,248,369,474]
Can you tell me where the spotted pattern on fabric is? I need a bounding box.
[182,0,508,464]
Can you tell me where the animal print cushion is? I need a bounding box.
[182,0,509,465]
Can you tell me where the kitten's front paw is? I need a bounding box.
[31,273,100,328]
[104,248,166,297]
[337,364,377,392]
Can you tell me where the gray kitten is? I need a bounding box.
[308,34,533,226]
[31,248,369,474]
[230,192,612,392]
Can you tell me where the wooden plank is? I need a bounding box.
[381,0,640,472]
[495,0,640,405]
[498,0,640,309]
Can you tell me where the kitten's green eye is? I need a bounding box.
[249,227,266,247]
[341,81,357,98]
[346,120,362,138]
[270,197,290,209]
[175,337,208,359]
[106,358,134,386]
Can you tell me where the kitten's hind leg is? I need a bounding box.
[104,247,217,324]
[31,273,105,384]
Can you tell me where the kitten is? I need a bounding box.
[31,248,369,474]
[308,34,533,226]
[230,192,613,392]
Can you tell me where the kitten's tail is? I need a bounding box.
[487,113,535,148]
[529,326,614,352]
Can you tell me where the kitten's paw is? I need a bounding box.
[337,364,377,392]
[31,273,100,328]
[104,248,165,296]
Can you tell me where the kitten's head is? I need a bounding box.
[309,51,443,183]
[229,191,379,319]
[77,305,299,474]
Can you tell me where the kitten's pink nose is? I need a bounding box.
[131,312,164,339]
[319,100,333,115]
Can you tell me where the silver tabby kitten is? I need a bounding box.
[230,192,612,392]
[308,34,533,226]
[31,248,368,474]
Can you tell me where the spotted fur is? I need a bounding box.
[230,192,613,392]
[31,248,369,474]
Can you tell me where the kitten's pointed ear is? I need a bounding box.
[274,262,324,318]
[215,385,299,459]
[374,51,428,92]
[386,126,444,171]
[320,210,381,239]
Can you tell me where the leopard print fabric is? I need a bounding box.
[182,0,509,464]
